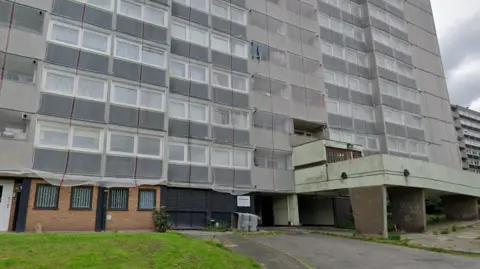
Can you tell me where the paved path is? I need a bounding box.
[249,234,479,269]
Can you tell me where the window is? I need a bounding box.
[43,69,107,102]
[111,84,164,111]
[326,100,339,114]
[211,148,250,168]
[329,130,341,141]
[34,184,59,209]
[108,132,163,158]
[212,69,248,93]
[36,122,103,152]
[405,114,423,129]
[231,39,248,58]
[169,99,208,123]
[396,62,414,78]
[211,34,230,53]
[75,0,114,11]
[109,188,128,210]
[212,148,230,166]
[211,1,247,25]
[70,186,93,209]
[212,107,249,129]
[168,143,208,164]
[49,21,111,55]
[211,34,247,59]
[118,0,167,26]
[388,136,408,153]
[138,189,156,210]
[169,59,208,83]
[254,149,292,170]
[171,21,208,47]
[115,38,166,68]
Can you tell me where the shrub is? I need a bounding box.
[451,225,457,232]
[152,207,172,233]
[440,228,450,235]
[388,234,402,241]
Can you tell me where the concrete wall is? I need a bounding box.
[349,186,387,236]
[272,194,299,226]
[388,187,426,233]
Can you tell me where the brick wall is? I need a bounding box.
[349,186,387,236]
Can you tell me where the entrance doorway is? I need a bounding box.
[255,195,274,226]
[0,180,14,231]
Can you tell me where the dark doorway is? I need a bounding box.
[95,187,108,232]
[12,188,21,231]
[255,196,274,226]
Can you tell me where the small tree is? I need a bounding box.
[152,207,172,233]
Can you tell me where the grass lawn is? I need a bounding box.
[0,232,260,269]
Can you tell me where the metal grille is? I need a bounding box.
[35,184,59,209]
[109,188,128,210]
[326,149,348,163]
[352,151,362,159]
[70,186,92,209]
[138,189,155,210]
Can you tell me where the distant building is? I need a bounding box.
[451,105,480,173]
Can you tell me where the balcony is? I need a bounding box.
[292,139,363,168]
[454,121,462,129]
[452,110,460,119]
[461,151,468,159]
[459,141,466,149]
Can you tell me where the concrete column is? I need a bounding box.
[349,186,387,237]
[273,195,300,226]
[442,195,479,221]
[388,187,426,233]
[287,194,300,226]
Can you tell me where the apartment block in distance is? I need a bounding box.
[0,0,478,236]
[451,104,480,173]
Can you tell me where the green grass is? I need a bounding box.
[0,232,260,269]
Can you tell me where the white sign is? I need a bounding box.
[237,196,250,207]
[107,214,112,220]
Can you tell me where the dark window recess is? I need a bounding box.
[326,148,357,163]
[109,188,129,210]
[138,189,156,210]
[34,184,59,209]
[70,186,93,209]
[251,42,269,60]
[0,52,36,83]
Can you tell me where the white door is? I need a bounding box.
[0,180,14,231]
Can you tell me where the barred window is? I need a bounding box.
[109,188,128,210]
[34,184,59,209]
[138,189,156,210]
[70,186,93,209]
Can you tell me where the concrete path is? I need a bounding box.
[249,234,479,269]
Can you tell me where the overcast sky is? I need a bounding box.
[431,0,480,110]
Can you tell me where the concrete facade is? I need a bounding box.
[442,195,479,221]
[349,186,387,236]
[388,187,426,233]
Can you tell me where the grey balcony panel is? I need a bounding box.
[83,5,113,29]
[113,59,141,81]
[398,75,417,89]
[389,151,409,158]
[371,17,390,32]
[168,119,209,140]
[354,119,367,133]
[382,94,402,110]
[411,155,429,162]
[109,105,138,127]
[385,122,396,135]
[234,170,251,186]
[332,31,345,46]
[135,158,163,178]
[190,122,210,140]
[191,166,209,183]
[105,155,135,178]
[375,42,394,57]
[231,23,247,39]
[335,58,348,73]
[356,41,367,51]
[212,16,231,35]
[362,93,374,106]
[190,8,209,27]
[0,1,11,24]
[38,93,72,118]
[345,37,361,51]
[116,15,142,38]
[52,0,83,21]
[341,116,354,130]
[45,43,78,68]
[403,101,421,114]
[370,0,387,9]
[233,92,249,109]
[320,28,335,43]
[33,149,101,176]
[235,130,250,145]
[191,82,210,100]
[342,12,353,24]
[190,44,209,63]
[395,50,413,65]
[168,164,189,183]
[13,3,45,34]
[338,86,350,101]
[407,127,425,140]
[329,6,342,19]
[169,77,190,96]
[38,94,106,123]
[390,27,409,41]
[143,24,168,44]
[171,2,190,20]
[347,63,360,76]
[150,0,169,5]
[212,87,233,106]
[72,99,106,123]
[366,122,376,134]
[141,66,166,87]
[352,16,364,27]
[232,57,248,73]
[212,168,234,186]
[212,51,232,69]
[67,152,102,175]
[358,66,370,78]
[328,113,342,127]
[322,54,336,69]
[395,124,407,137]
[213,126,234,144]
[378,68,397,82]
[171,38,190,58]
[78,51,109,74]
[139,110,165,131]
[317,1,330,15]
[326,83,339,98]
[351,90,363,104]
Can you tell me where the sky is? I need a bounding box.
[431,0,480,111]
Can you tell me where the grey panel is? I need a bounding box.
[390,27,409,41]
[212,16,231,35]
[143,24,168,44]
[135,158,163,178]
[171,2,190,20]
[67,152,102,175]
[33,149,101,176]
[72,99,106,123]
[370,0,387,9]
[168,119,209,140]
[328,113,342,127]
[141,66,166,86]
[232,57,248,73]
[317,1,330,15]
[212,168,234,186]
[385,122,396,135]
[406,127,425,140]
[234,170,251,186]
[332,31,345,46]
[213,126,234,144]
[326,83,339,99]
[190,122,210,140]
[150,0,169,5]
[234,130,250,145]
[338,87,350,101]
[79,51,109,74]
[13,3,45,34]
[354,119,367,133]
[52,0,83,21]
[37,93,72,118]
[320,28,335,43]
[113,59,141,81]
[84,5,113,29]
[395,124,407,137]
[231,23,247,39]
[116,15,142,38]
[342,12,353,24]
[105,155,135,178]
[382,95,402,110]
[378,68,397,82]
[403,101,421,114]
[362,93,374,106]
[191,166,209,183]
[322,54,336,69]
[329,6,341,19]
[212,87,232,106]
[347,62,359,76]
[191,82,210,100]
[190,44,209,63]
[352,16,365,27]
[109,105,138,127]
[375,42,394,57]
[212,51,232,69]
[171,38,190,58]
[38,94,106,123]
[398,75,416,89]
[45,43,78,68]
[351,91,363,104]
[335,58,348,73]
[167,163,191,181]
[366,122,376,134]
[340,116,354,130]
[139,110,165,131]
[395,50,413,65]
[358,66,370,78]
[231,0,246,8]
[190,8,209,27]
[386,4,404,18]
[371,17,390,32]
[232,92,249,109]
[169,77,190,96]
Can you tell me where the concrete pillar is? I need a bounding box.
[442,195,479,221]
[388,187,426,233]
[349,186,387,237]
[287,194,300,226]
[273,195,300,226]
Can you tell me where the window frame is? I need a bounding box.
[34,184,60,210]
[211,106,250,130]
[210,147,251,169]
[117,0,168,27]
[108,188,129,211]
[168,99,209,123]
[168,142,209,165]
[169,58,209,83]
[173,0,209,12]
[211,0,247,25]
[138,189,157,210]
[107,131,163,159]
[171,20,209,47]
[211,69,249,93]
[114,37,167,69]
[75,0,115,11]
[110,83,165,112]
[70,186,94,210]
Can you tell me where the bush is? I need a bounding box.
[388,234,402,241]
[440,228,450,235]
[452,225,457,232]
[152,207,172,233]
